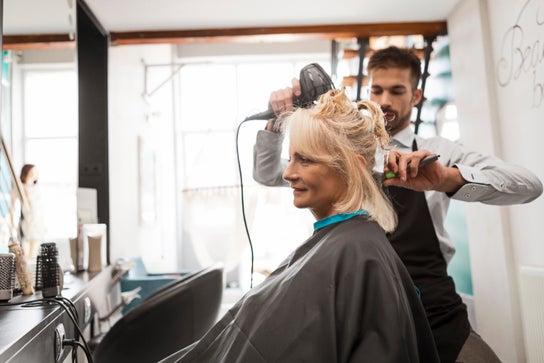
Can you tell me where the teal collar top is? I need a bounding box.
[314,210,369,231]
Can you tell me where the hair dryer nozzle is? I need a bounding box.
[294,63,335,108]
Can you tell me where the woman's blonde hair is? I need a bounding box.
[282,88,397,232]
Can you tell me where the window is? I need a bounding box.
[21,67,78,240]
[177,58,328,289]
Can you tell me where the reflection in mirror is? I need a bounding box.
[0,133,26,253]
[3,0,75,39]
[2,0,78,256]
[12,49,77,245]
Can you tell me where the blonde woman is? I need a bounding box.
[161,89,438,363]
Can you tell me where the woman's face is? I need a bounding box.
[24,167,38,186]
[283,147,346,220]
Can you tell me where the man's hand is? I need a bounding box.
[265,78,301,132]
[383,149,466,193]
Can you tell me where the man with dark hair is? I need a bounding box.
[253,46,543,362]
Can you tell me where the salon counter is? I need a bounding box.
[0,265,123,362]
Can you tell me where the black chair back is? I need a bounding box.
[93,264,224,363]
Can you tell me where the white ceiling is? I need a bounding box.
[4,0,461,35]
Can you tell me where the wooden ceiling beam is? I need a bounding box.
[3,34,75,50]
[1,21,447,49]
[110,22,447,46]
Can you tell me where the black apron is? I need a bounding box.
[386,140,470,363]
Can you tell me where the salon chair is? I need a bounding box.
[119,256,191,313]
[92,263,224,363]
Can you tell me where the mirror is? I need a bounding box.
[1,0,78,253]
[0,134,26,249]
[3,0,75,40]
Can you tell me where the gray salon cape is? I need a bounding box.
[161,215,439,363]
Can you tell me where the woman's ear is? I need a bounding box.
[355,154,367,169]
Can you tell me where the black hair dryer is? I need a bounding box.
[244,63,335,121]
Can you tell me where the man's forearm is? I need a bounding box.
[253,130,288,187]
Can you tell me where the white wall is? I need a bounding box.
[486,0,544,267]
[448,0,544,361]
[108,44,178,271]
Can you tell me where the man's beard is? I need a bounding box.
[383,108,411,135]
